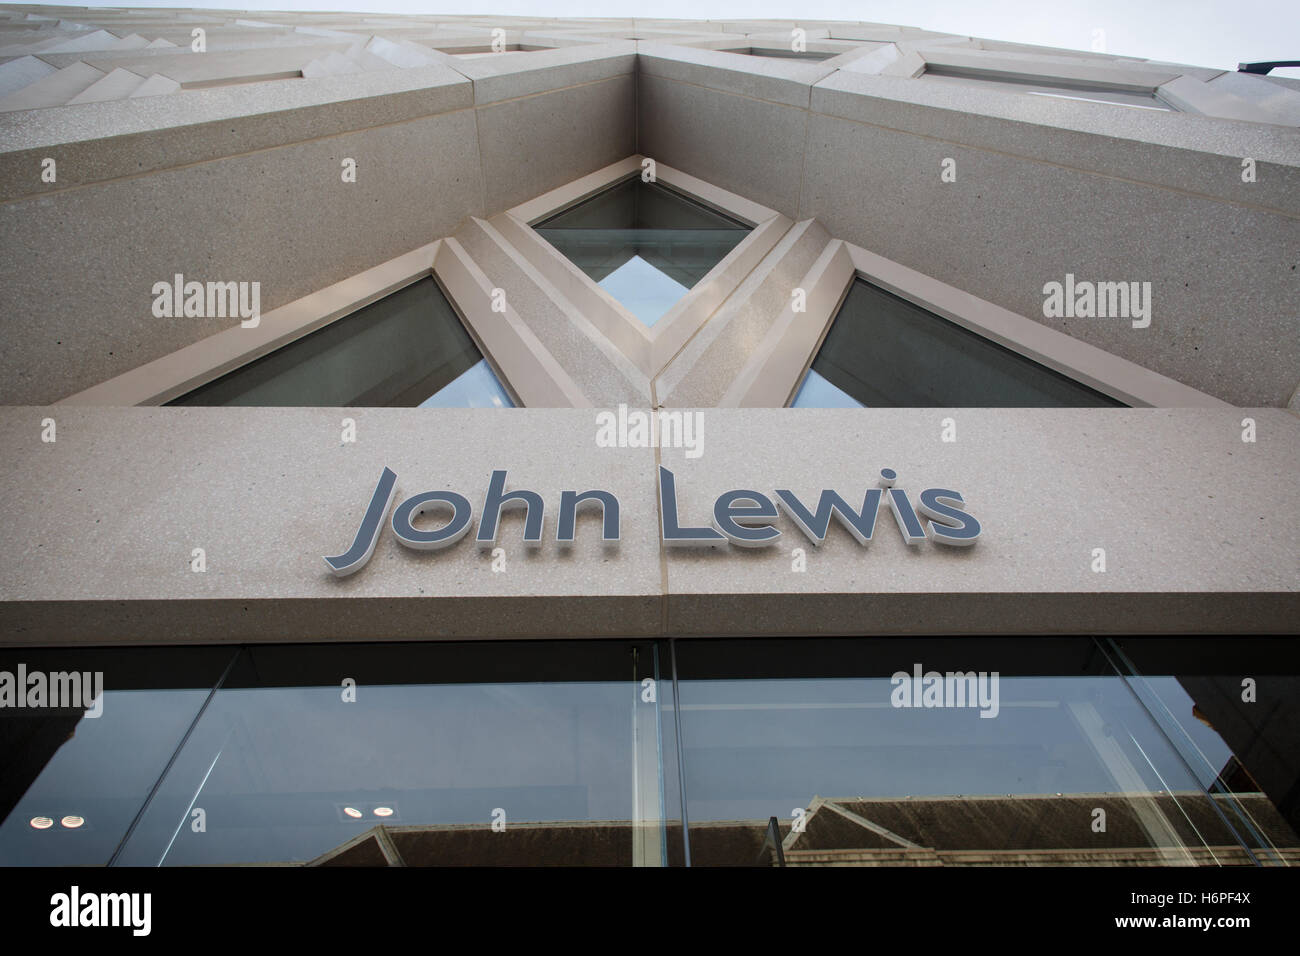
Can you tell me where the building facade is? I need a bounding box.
[0,6,1297,868]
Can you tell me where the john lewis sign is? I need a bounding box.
[324,466,981,577]
[322,463,977,574]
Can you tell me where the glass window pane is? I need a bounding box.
[0,647,237,866]
[727,48,837,61]
[791,368,864,408]
[170,277,513,407]
[112,641,679,866]
[672,638,1294,866]
[793,278,1125,407]
[418,358,513,408]
[922,66,1173,111]
[1110,637,1300,864]
[534,178,751,327]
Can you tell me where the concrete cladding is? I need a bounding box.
[0,9,1297,644]
[0,7,1296,407]
[0,407,1296,643]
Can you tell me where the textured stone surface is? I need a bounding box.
[454,44,635,105]
[0,108,483,405]
[0,407,664,643]
[638,45,835,109]
[0,64,475,200]
[635,62,1298,406]
[0,54,57,98]
[657,407,1300,635]
[2,10,1298,412]
[452,217,650,405]
[1210,71,1300,127]
[811,71,1300,218]
[0,60,104,110]
[797,111,1300,406]
[658,219,831,407]
[476,72,635,215]
[638,72,808,218]
[0,407,1294,643]
[0,10,1297,657]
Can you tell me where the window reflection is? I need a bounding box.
[170,277,513,407]
[0,647,236,866]
[1111,637,1300,864]
[112,642,674,866]
[792,278,1124,407]
[1,638,1294,867]
[534,178,751,328]
[673,638,1299,865]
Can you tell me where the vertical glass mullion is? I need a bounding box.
[653,641,668,867]
[631,643,669,866]
[669,637,691,867]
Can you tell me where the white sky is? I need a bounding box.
[29,1,1300,73]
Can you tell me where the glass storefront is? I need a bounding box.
[672,638,1297,865]
[1,637,1295,866]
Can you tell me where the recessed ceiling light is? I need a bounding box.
[343,807,363,819]
[60,815,84,829]
[30,816,53,830]
[373,806,394,818]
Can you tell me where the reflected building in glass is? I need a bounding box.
[2,639,1297,866]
